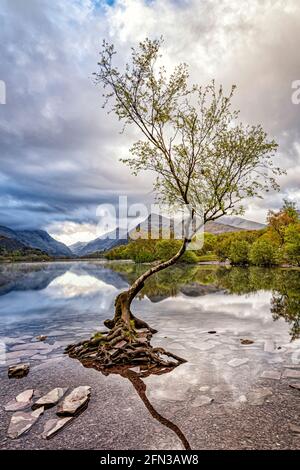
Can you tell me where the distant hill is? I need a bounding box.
[0,234,51,260]
[0,225,72,257]
[69,241,87,256]
[71,214,265,256]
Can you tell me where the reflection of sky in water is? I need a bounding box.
[1,262,300,405]
[0,262,294,343]
[155,291,273,323]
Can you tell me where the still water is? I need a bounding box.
[0,261,300,449]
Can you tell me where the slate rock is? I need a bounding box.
[260,370,281,380]
[4,389,34,412]
[32,387,68,410]
[8,363,30,378]
[240,339,254,345]
[247,388,273,405]
[42,417,73,439]
[191,395,214,407]
[289,423,300,434]
[283,369,300,379]
[56,386,91,416]
[36,335,47,341]
[289,382,300,391]
[228,358,249,368]
[7,407,44,439]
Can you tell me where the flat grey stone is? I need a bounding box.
[283,369,300,379]
[32,387,68,410]
[247,388,273,405]
[4,389,34,411]
[238,395,247,403]
[56,386,91,416]
[31,354,48,360]
[193,341,218,351]
[42,417,72,439]
[289,423,300,434]
[8,363,30,378]
[260,370,281,380]
[228,358,249,368]
[11,342,52,351]
[7,407,44,439]
[211,384,236,392]
[199,386,210,392]
[0,337,26,345]
[289,382,300,391]
[6,350,40,360]
[191,395,214,407]
[264,340,275,353]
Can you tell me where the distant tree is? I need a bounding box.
[267,199,299,245]
[284,223,300,266]
[229,240,250,265]
[68,38,282,370]
[249,238,280,266]
[215,235,233,261]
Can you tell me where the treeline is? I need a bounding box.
[105,200,300,267]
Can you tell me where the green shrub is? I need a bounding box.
[284,223,300,265]
[229,240,250,265]
[249,238,280,266]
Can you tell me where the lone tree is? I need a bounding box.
[67,38,282,371]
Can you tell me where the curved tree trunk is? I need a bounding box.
[66,233,192,370]
[105,237,190,331]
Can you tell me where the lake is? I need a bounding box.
[0,261,300,449]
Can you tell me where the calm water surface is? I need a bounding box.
[1,261,300,434]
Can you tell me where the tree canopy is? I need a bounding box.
[95,38,282,230]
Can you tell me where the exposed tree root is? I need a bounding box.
[65,319,186,370]
[66,291,187,371]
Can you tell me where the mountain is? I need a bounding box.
[217,216,265,231]
[71,214,265,256]
[69,241,87,256]
[0,225,72,257]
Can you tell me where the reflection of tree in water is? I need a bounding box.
[270,271,300,340]
[108,263,300,340]
[80,359,191,450]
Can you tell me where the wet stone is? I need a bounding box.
[7,407,44,439]
[36,335,47,341]
[228,358,249,368]
[260,370,281,380]
[191,395,214,407]
[283,369,300,379]
[240,339,254,345]
[32,387,68,410]
[42,417,73,439]
[4,389,34,411]
[194,341,218,351]
[289,382,300,391]
[11,342,52,351]
[8,363,30,379]
[247,388,273,405]
[56,386,91,416]
[264,340,275,353]
[289,423,300,434]
[199,386,210,392]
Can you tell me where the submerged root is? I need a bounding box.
[65,319,186,372]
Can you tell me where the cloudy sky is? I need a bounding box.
[0,0,300,245]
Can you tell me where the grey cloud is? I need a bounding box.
[0,0,299,238]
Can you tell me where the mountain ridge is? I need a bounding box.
[0,225,72,257]
[71,214,266,256]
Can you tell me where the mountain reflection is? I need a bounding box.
[0,261,299,339]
